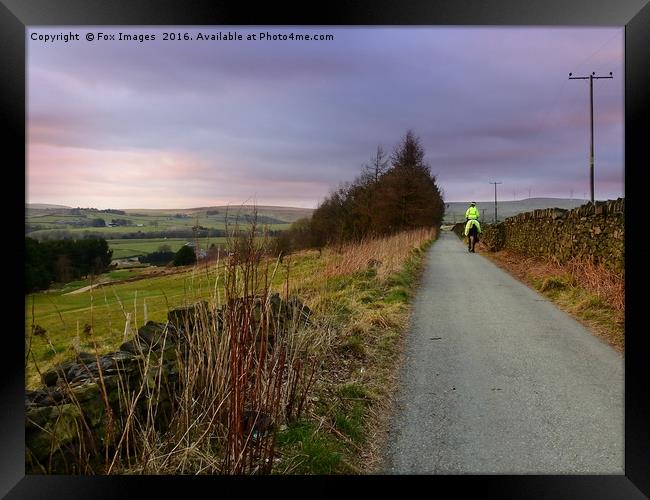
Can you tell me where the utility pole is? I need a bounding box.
[528,187,531,199]
[569,71,613,204]
[489,181,502,223]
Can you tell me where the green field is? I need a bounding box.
[26,263,220,387]
[25,251,315,388]
[25,205,313,239]
[26,221,290,238]
[24,204,315,387]
[108,237,228,259]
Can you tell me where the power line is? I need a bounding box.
[538,32,620,134]
[571,31,621,75]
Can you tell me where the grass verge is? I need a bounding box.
[475,243,624,352]
[273,229,436,473]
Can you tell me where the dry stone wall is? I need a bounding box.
[472,199,624,273]
[25,294,310,474]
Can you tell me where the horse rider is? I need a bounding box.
[464,201,481,235]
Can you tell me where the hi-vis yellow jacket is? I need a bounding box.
[464,219,481,236]
[465,206,480,220]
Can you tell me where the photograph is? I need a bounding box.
[23,25,626,476]
[2,0,647,496]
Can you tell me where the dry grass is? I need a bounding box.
[119,223,331,475]
[321,228,437,281]
[27,219,438,475]
[564,258,624,312]
[275,230,435,473]
[28,218,331,475]
[481,247,624,312]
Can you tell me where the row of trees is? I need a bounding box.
[276,131,445,253]
[138,244,221,267]
[137,243,201,266]
[74,208,126,214]
[138,249,176,266]
[25,237,113,293]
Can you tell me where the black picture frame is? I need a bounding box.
[2,0,648,497]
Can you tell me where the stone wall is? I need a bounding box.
[473,199,624,273]
[25,294,310,474]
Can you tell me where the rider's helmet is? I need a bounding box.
[470,201,476,206]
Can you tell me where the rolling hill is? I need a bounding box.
[26,203,72,210]
[25,204,315,241]
[442,198,595,223]
[121,205,314,223]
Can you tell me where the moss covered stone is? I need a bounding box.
[459,199,624,274]
[25,295,310,474]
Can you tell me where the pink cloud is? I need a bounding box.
[27,145,214,205]
[26,144,326,208]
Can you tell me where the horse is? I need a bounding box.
[467,223,479,253]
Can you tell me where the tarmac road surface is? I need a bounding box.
[383,231,623,474]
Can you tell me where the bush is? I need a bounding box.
[138,251,175,266]
[25,236,113,293]
[25,237,53,293]
[173,245,196,266]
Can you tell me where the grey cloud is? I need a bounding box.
[27,27,624,207]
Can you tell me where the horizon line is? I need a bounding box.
[26,196,627,211]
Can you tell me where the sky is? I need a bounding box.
[27,27,624,209]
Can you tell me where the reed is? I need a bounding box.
[322,227,437,281]
[27,212,328,474]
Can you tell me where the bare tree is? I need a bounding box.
[363,145,389,184]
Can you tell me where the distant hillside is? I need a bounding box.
[122,205,314,224]
[443,198,593,223]
[26,203,72,210]
[25,204,316,240]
